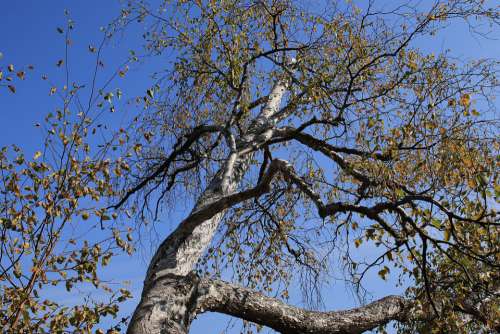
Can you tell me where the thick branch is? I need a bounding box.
[196,277,410,334]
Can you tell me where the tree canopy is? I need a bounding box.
[1,1,499,333]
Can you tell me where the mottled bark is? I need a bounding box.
[127,81,288,334]
[129,272,412,334]
[196,277,410,334]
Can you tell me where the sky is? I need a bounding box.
[0,1,499,333]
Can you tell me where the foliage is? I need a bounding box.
[1,0,500,333]
[0,14,135,334]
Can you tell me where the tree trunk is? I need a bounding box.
[127,81,288,334]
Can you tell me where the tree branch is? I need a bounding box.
[111,125,223,209]
[196,277,411,334]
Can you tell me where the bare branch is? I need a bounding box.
[196,277,411,334]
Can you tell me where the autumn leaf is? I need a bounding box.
[133,144,142,154]
[459,93,470,107]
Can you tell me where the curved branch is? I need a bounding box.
[271,125,391,161]
[196,277,411,334]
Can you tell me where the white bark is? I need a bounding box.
[127,80,288,334]
[195,278,409,334]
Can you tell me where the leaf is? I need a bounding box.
[143,132,153,142]
[16,71,25,80]
[354,238,362,248]
[444,228,451,242]
[104,92,114,103]
[57,27,64,34]
[7,85,16,94]
[133,144,142,154]
[146,89,154,99]
[49,87,57,95]
[8,64,14,72]
[33,151,42,160]
[118,65,129,78]
[459,93,470,107]
[378,266,390,280]
[367,117,376,128]
[431,219,441,229]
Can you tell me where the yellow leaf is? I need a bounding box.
[133,144,142,154]
[354,238,362,248]
[444,229,451,242]
[459,93,470,107]
[467,178,476,189]
[33,151,42,160]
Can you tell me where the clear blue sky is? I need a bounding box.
[1,1,498,333]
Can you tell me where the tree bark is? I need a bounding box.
[127,81,288,334]
[128,273,411,334]
[196,278,410,334]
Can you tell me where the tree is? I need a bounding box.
[119,0,499,332]
[1,0,499,333]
